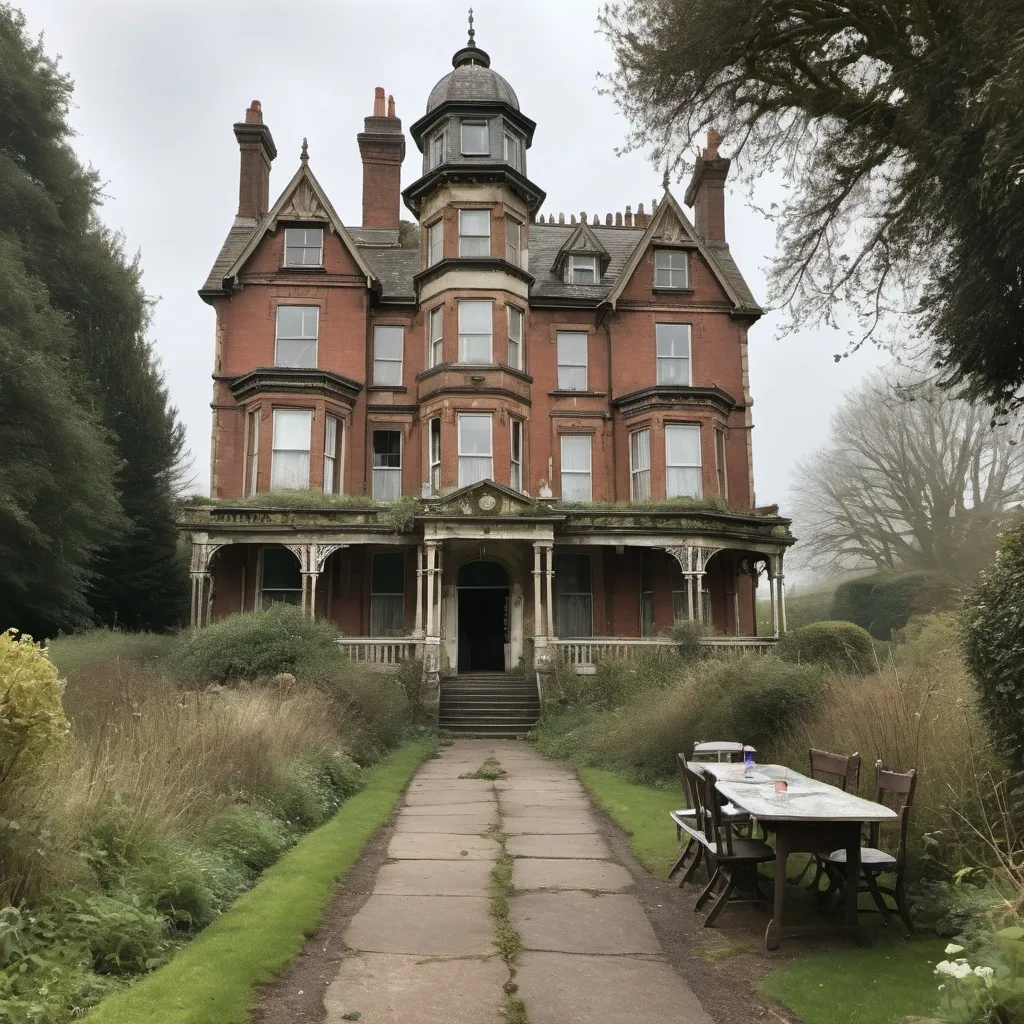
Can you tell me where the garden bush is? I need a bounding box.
[665,620,708,660]
[202,805,289,874]
[961,523,1024,779]
[775,620,877,674]
[0,630,69,786]
[60,891,170,975]
[176,605,340,684]
[832,570,959,639]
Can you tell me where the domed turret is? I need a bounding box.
[404,11,543,219]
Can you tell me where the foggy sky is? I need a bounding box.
[17,0,888,534]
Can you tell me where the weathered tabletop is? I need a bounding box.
[695,763,898,824]
[686,761,897,949]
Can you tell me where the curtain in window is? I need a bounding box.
[666,424,702,498]
[560,435,592,501]
[630,429,651,499]
[370,551,405,636]
[458,415,492,487]
[271,409,311,489]
[554,553,593,638]
[458,300,492,363]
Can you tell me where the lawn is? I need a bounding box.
[84,739,435,1024]
[576,762,945,1024]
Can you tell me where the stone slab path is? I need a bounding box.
[323,739,714,1024]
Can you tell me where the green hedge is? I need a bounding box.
[775,621,876,674]
[831,571,959,639]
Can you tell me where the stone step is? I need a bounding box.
[439,722,539,735]
[440,702,540,711]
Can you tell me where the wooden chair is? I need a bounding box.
[793,749,862,888]
[820,760,917,934]
[668,754,750,886]
[693,768,775,926]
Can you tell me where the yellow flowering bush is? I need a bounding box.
[0,629,68,785]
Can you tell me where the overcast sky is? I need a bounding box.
[19,0,887,526]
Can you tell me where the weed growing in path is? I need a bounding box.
[461,757,508,780]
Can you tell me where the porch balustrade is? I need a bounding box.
[335,637,421,666]
[553,634,777,668]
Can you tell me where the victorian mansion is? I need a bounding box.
[181,26,793,689]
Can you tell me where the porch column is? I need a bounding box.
[414,544,425,637]
[544,543,555,640]
[301,572,320,617]
[768,558,780,637]
[532,542,544,642]
[776,552,788,634]
[190,572,210,628]
[694,570,706,624]
[425,541,438,639]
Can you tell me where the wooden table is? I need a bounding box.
[690,762,898,950]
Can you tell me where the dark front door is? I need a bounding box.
[456,560,509,673]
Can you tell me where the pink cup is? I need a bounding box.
[774,780,788,794]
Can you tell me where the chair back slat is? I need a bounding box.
[701,769,733,856]
[870,759,917,869]
[809,748,862,794]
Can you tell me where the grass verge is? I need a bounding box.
[759,939,945,1024]
[83,739,436,1024]
[576,766,681,877]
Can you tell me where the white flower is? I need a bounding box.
[951,963,973,979]
[945,943,965,955]
[934,961,956,976]
[974,966,994,986]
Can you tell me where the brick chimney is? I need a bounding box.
[357,87,406,229]
[233,101,277,221]
[684,130,731,241]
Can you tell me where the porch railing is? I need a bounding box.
[335,637,421,667]
[553,635,776,667]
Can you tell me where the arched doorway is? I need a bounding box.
[457,560,509,672]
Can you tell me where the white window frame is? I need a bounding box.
[270,408,312,490]
[560,435,593,502]
[460,120,489,156]
[458,413,493,488]
[323,415,341,494]
[429,417,441,494]
[284,227,323,267]
[428,130,446,169]
[656,323,692,386]
[566,255,599,285]
[372,325,404,386]
[246,409,260,495]
[507,305,523,370]
[629,428,651,500]
[458,300,493,364]
[428,306,444,368]
[372,429,403,501]
[655,249,689,289]
[505,218,521,266]
[665,423,702,498]
[427,219,443,266]
[556,331,588,391]
[715,427,728,499]
[503,131,521,170]
[458,209,491,258]
[510,419,523,492]
[275,306,318,368]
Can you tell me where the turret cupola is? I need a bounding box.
[403,11,545,218]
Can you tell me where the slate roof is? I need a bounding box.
[427,61,519,112]
[359,247,420,302]
[201,218,258,295]
[530,224,645,301]
[703,239,760,311]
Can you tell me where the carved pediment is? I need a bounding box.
[426,480,545,519]
[651,206,697,247]
[277,178,327,222]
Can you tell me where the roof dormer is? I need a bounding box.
[552,221,611,285]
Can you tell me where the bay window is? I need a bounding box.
[458,300,492,363]
[270,409,312,490]
[560,435,592,501]
[323,415,340,494]
[458,414,492,487]
[666,424,702,498]
[629,428,651,500]
[428,305,443,367]
[458,209,491,257]
[372,430,402,500]
[507,305,523,370]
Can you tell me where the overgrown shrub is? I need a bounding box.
[775,620,876,674]
[544,648,681,714]
[832,570,959,639]
[665,619,708,660]
[0,630,69,786]
[202,805,289,873]
[176,605,340,684]
[961,524,1024,780]
[60,891,170,975]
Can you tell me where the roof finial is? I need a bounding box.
[468,7,475,46]
[662,166,670,191]
[300,137,308,163]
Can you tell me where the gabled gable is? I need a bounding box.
[202,159,380,298]
[424,479,558,519]
[551,220,610,278]
[603,190,761,315]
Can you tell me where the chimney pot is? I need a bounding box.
[605,213,612,225]
[387,94,396,118]
[625,205,632,227]
[615,212,622,226]
[558,213,565,224]
[244,100,263,124]
[570,214,576,224]
[373,87,386,116]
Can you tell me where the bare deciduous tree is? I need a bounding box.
[791,371,1024,579]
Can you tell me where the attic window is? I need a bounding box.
[428,131,446,169]
[655,250,689,289]
[461,121,489,156]
[284,228,323,267]
[566,255,599,285]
